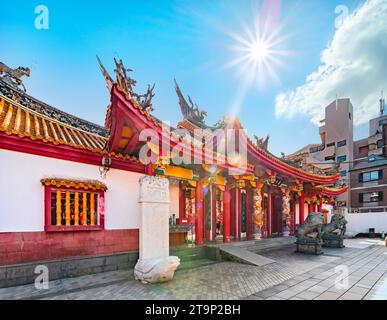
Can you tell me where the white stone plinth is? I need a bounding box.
[135,176,180,283]
[134,256,180,284]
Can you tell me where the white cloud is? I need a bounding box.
[275,0,387,126]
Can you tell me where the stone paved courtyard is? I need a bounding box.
[0,238,386,300]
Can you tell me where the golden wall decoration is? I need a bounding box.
[253,182,264,231]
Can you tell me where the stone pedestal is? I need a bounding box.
[283,227,290,237]
[295,238,323,255]
[253,233,262,240]
[322,234,345,248]
[134,176,180,284]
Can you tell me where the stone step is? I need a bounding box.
[219,245,275,266]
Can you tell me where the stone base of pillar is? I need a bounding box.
[253,233,262,240]
[283,226,290,237]
[134,256,180,284]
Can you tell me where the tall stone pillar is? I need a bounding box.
[223,184,231,243]
[195,180,204,245]
[134,176,180,283]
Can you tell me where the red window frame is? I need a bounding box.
[44,185,105,232]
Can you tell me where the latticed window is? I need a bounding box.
[41,179,107,231]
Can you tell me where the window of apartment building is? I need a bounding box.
[359,191,383,203]
[379,119,387,127]
[377,139,384,149]
[337,140,346,148]
[337,155,347,163]
[325,156,335,161]
[340,170,347,177]
[41,179,107,232]
[359,170,383,182]
[326,142,335,147]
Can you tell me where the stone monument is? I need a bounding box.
[134,176,180,283]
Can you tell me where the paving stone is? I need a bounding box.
[0,238,385,300]
[314,291,342,300]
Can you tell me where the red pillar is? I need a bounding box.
[179,181,184,218]
[246,188,251,239]
[237,189,241,240]
[308,202,314,214]
[290,199,296,235]
[299,195,305,225]
[211,185,217,241]
[145,163,154,176]
[223,184,231,243]
[267,189,272,237]
[195,181,204,245]
[317,203,322,212]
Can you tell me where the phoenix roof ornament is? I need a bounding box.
[254,134,270,151]
[0,62,30,92]
[97,57,155,113]
[174,79,207,125]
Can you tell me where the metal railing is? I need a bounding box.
[349,206,387,214]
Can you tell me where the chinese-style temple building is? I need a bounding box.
[0,60,347,269]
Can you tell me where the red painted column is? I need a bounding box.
[317,203,322,212]
[179,181,185,218]
[246,188,251,239]
[267,189,272,237]
[145,163,154,176]
[290,199,296,235]
[299,195,305,225]
[308,203,314,214]
[195,180,204,245]
[235,188,241,240]
[211,185,217,241]
[223,184,231,243]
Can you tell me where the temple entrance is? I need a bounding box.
[271,194,282,236]
[214,186,224,240]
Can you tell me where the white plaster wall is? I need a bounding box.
[346,212,387,235]
[0,149,144,232]
[169,180,180,219]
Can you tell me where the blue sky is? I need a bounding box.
[1,0,371,156]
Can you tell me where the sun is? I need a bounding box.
[223,9,291,90]
[249,39,269,63]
